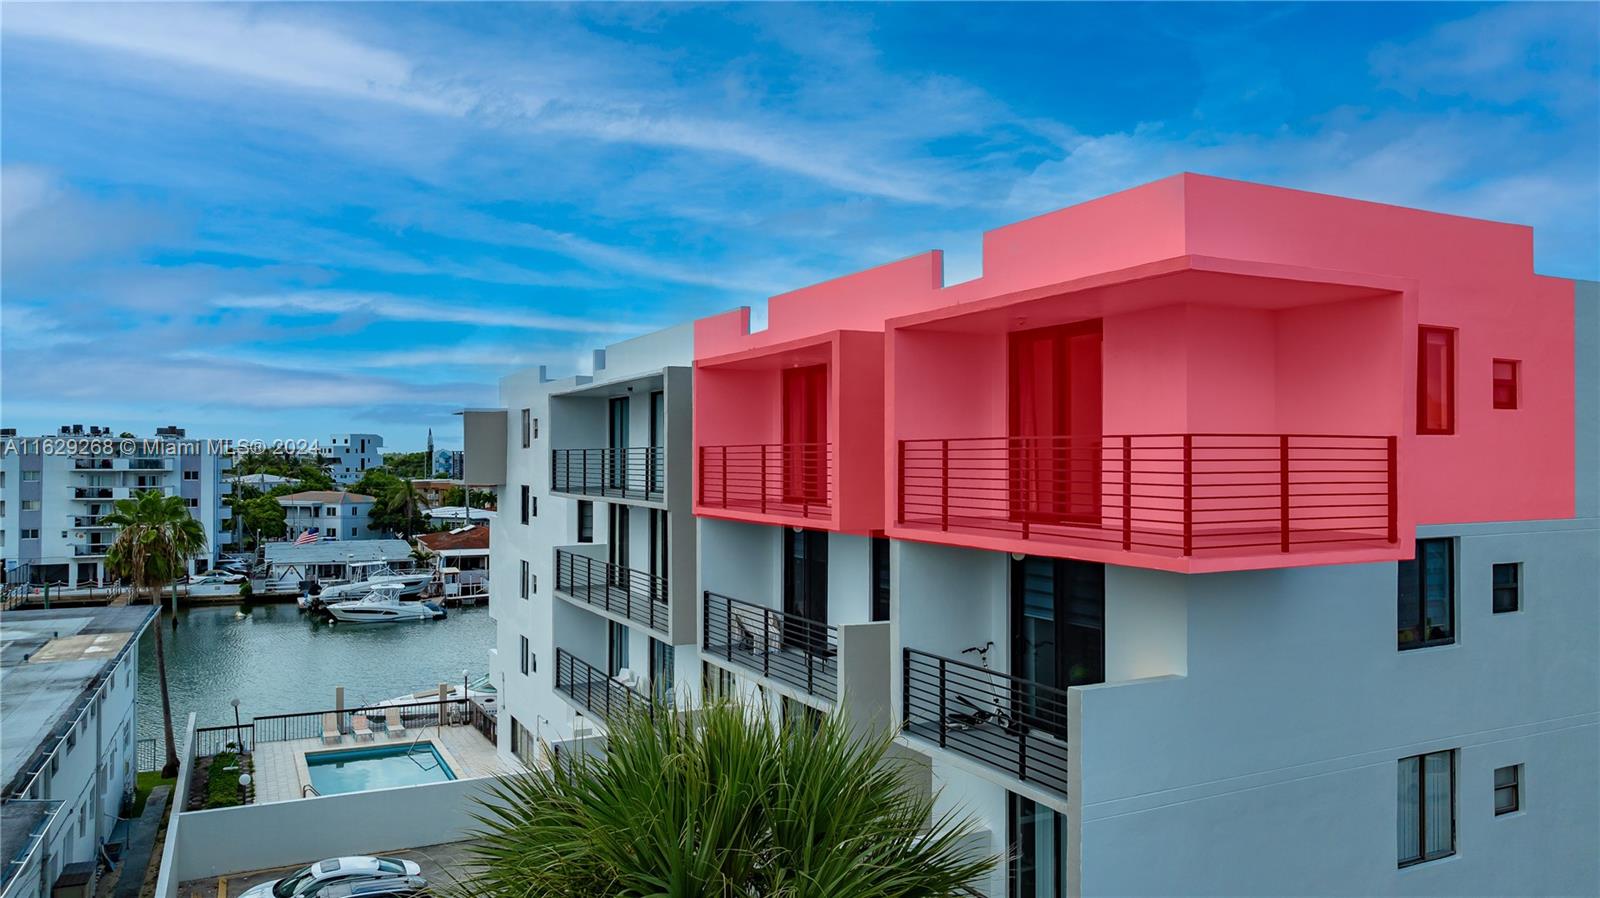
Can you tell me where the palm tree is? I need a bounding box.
[103,490,207,778]
[462,699,994,897]
[384,478,420,539]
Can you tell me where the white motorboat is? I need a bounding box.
[380,673,497,711]
[318,562,432,601]
[325,585,445,623]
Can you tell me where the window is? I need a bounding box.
[1399,538,1454,648]
[521,408,531,448]
[650,639,675,703]
[1492,359,1520,410]
[1494,764,1521,815]
[1492,563,1521,614]
[607,621,629,677]
[577,501,594,543]
[21,500,39,511]
[183,470,199,480]
[1418,326,1456,434]
[186,498,199,508]
[702,661,734,701]
[1398,750,1455,866]
[510,717,536,766]
[349,527,356,538]
[520,485,530,524]
[21,529,39,540]
[1009,793,1067,897]
[871,537,891,622]
[519,636,530,675]
[326,506,336,516]
[520,560,530,599]
[22,470,40,481]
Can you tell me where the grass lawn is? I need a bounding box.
[132,770,175,817]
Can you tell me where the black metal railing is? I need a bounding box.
[189,698,485,758]
[554,549,670,635]
[554,648,653,725]
[73,488,113,499]
[702,591,837,701]
[902,648,1070,798]
[551,447,665,502]
[136,738,159,772]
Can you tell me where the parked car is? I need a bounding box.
[238,858,423,898]
[311,876,430,898]
[203,570,248,583]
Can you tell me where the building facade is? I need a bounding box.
[471,174,1598,897]
[275,491,379,541]
[324,433,383,486]
[0,606,155,898]
[0,426,232,587]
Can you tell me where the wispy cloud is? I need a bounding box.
[212,291,658,335]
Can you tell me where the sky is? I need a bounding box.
[2,2,1596,452]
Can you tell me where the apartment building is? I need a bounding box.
[0,606,155,898]
[473,174,1598,897]
[463,325,696,763]
[324,433,383,486]
[276,490,379,541]
[0,426,233,587]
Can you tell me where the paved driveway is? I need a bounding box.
[176,841,480,898]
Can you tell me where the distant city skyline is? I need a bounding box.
[3,2,1595,449]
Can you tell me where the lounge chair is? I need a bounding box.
[321,713,341,745]
[352,713,374,741]
[385,706,406,739]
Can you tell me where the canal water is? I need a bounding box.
[136,602,494,747]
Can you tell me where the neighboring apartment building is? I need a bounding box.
[324,433,382,486]
[433,449,465,480]
[0,426,233,587]
[471,174,1599,897]
[275,490,378,541]
[0,606,155,898]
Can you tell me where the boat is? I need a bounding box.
[380,673,497,711]
[317,562,433,601]
[325,585,446,623]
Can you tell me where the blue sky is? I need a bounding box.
[3,2,1596,452]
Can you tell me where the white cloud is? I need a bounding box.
[211,291,657,335]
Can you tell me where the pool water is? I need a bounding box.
[306,743,456,795]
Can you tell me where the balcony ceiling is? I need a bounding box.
[695,330,837,372]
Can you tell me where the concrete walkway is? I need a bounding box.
[110,785,170,898]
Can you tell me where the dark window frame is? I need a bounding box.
[520,559,530,600]
[870,537,891,622]
[520,485,531,525]
[1418,326,1457,435]
[1399,749,1456,867]
[577,501,594,543]
[519,635,530,675]
[521,408,531,448]
[1492,359,1520,410]
[1492,562,1521,614]
[1494,764,1521,816]
[1398,538,1455,649]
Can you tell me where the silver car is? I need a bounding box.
[238,857,422,898]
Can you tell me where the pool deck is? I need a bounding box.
[254,724,510,803]
[176,840,481,898]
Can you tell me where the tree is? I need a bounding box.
[352,471,427,537]
[103,491,207,778]
[229,494,286,547]
[440,485,495,510]
[462,700,994,897]
[382,451,429,479]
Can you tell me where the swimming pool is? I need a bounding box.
[305,742,456,795]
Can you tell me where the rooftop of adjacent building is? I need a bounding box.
[0,799,61,891]
[275,491,377,505]
[414,524,489,553]
[262,539,413,565]
[0,606,155,795]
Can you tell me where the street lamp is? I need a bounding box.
[231,697,242,744]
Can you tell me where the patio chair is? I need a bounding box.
[352,713,374,742]
[731,608,769,654]
[321,712,341,745]
[385,706,406,739]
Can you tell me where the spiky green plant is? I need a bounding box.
[103,489,207,777]
[460,699,993,897]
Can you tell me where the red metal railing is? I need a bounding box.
[698,442,831,520]
[897,433,1396,557]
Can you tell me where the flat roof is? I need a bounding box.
[1,800,61,892]
[1,606,155,797]
[263,539,414,565]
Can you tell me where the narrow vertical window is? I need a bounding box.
[1418,327,1455,434]
[520,485,530,524]
[1494,765,1521,815]
[519,636,530,675]
[520,559,530,599]
[1398,538,1454,648]
[577,501,594,543]
[870,537,891,622]
[1399,750,1455,866]
[1492,562,1521,614]
[521,408,531,448]
[1492,359,1519,410]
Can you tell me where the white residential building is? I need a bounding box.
[0,426,232,587]
[275,491,379,541]
[0,606,155,898]
[324,433,382,486]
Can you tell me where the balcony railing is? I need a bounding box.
[73,459,112,470]
[554,648,653,725]
[902,648,1069,798]
[554,549,669,635]
[697,442,831,520]
[72,488,113,499]
[897,433,1396,558]
[702,591,837,702]
[74,516,112,528]
[73,545,108,557]
[551,447,665,502]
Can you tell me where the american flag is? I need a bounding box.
[294,528,320,546]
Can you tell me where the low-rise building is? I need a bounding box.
[324,434,382,486]
[0,606,155,898]
[415,524,490,596]
[275,491,378,541]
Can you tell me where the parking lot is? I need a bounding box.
[175,841,479,898]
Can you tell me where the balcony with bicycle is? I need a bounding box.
[553,547,670,638]
[885,257,1412,573]
[554,647,654,727]
[901,647,1069,800]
